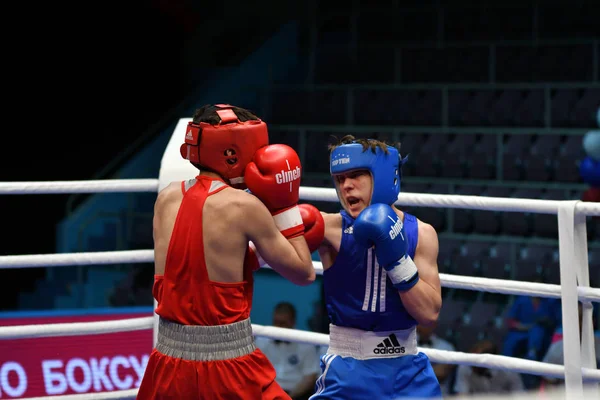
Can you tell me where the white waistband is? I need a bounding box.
[327,324,418,360]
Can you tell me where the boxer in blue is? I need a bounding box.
[310,135,443,399]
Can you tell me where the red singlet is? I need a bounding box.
[137,176,290,400]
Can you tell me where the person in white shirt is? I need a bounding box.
[255,302,320,400]
[453,339,525,395]
[416,322,456,396]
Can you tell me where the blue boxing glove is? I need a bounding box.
[354,204,419,292]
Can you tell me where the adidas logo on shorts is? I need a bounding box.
[344,226,353,234]
[373,333,406,355]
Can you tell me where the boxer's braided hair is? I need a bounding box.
[192,104,259,125]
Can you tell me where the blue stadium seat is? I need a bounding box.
[532,189,566,238]
[468,134,497,179]
[409,184,448,232]
[515,89,545,127]
[356,11,401,43]
[411,90,443,125]
[451,241,488,278]
[438,238,463,274]
[513,244,554,282]
[269,129,302,151]
[555,134,586,182]
[353,89,421,125]
[460,90,496,126]
[414,134,449,177]
[453,325,486,353]
[314,47,354,84]
[453,184,484,233]
[551,89,580,127]
[469,301,501,328]
[523,154,553,181]
[402,182,429,194]
[541,250,561,285]
[502,134,535,181]
[437,298,469,329]
[304,131,333,173]
[488,90,522,126]
[355,46,395,83]
[482,242,512,280]
[531,134,562,156]
[500,188,542,236]
[571,88,600,128]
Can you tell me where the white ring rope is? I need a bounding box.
[0,275,597,339]
[439,272,600,303]
[23,389,137,400]
[0,179,159,194]
[0,317,153,339]
[3,253,598,303]
[393,193,600,215]
[251,325,600,382]
[0,180,598,215]
[299,189,600,216]
[0,250,154,268]
[0,276,597,332]
[1,319,598,382]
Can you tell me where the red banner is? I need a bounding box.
[0,312,153,398]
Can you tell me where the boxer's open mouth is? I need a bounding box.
[347,196,360,206]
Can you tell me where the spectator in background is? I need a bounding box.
[502,292,558,361]
[454,339,525,395]
[416,322,456,396]
[541,303,600,389]
[307,283,329,358]
[109,265,154,306]
[256,302,320,400]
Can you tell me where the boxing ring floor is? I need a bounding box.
[0,119,599,399]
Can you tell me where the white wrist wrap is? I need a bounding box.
[386,255,418,285]
[272,205,303,232]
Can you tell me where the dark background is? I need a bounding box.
[0,0,598,310]
[1,1,217,306]
[1,0,300,308]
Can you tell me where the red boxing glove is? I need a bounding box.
[245,144,304,239]
[299,204,325,253]
[245,144,302,210]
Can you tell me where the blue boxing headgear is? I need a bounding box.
[330,141,407,208]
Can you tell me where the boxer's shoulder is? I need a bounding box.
[414,219,438,257]
[416,218,437,240]
[322,211,342,228]
[320,212,342,249]
[155,182,184,208]
[206,185,267,217]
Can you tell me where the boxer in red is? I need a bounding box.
[137,104,324,399]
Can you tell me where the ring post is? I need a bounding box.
[573,202,599,395]
[557,201,584,396]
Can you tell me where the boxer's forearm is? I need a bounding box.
[399,279,441,327]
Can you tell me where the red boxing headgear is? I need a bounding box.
[179,104,269,188]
